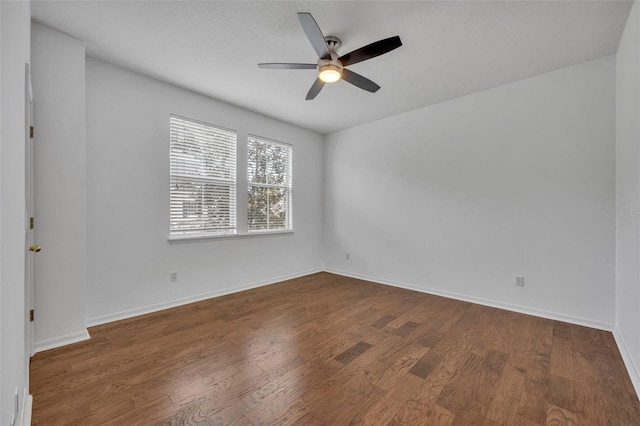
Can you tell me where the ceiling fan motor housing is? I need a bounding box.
[318,58,343,73]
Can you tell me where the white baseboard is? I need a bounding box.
[613,328,640,397]
[18,390,32,426]
[86,268,323,327]
[33,329,91,354]
[323,268,614,331]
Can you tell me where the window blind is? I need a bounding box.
[247,135,293,231]
[170,115,237,236]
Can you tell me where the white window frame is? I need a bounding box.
[247,135,293,233]
[169,115,237,239]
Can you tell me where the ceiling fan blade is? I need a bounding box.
[338,36,402,67]
[306,78,325,100]
[258,63,317,69]
[341,68,380,93]
[298,12,330,60]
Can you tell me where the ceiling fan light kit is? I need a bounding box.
[258,12,402,100]
[318,62,342,83]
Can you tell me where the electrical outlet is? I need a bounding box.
[515,275,525,287]
[346,253,350,260]
[170,271,178,283]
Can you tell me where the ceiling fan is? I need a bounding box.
[258,12,402,100]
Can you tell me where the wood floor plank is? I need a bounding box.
[409,349,442,379]
[436,352,487,414]
[227,416,255,426]
[243,388,311,425]
[365,341,429,390]
[485,363,526,424]
[416,328,444,348]
[550,322,574,381]
[516,414,544,426]
[103,395,174,426]
[334,340,373,364]
[430,312,479,357]
[545,403,577,426]
[393,320,420,337]
[394,314,481,425]
[29,272,640,425]
[372,314,397,329]
[420,403,455,426]
[362,373,424,425]
[517,317,553,424]
[548,374,576,413]
[168,362,240,405]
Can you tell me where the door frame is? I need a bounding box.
[25,62,34,361]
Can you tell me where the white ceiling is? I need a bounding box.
[31,1,633,134]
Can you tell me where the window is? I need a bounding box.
[170,115,237,236]
[247,136,293,231]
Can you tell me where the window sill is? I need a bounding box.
[168,229,293,244]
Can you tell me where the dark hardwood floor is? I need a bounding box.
[30,272,640,425]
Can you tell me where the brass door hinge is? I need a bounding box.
[29,126,34,139]
[30,217,34,229]
[30,309,34,322]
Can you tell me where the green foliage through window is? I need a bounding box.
[247,136,292,231]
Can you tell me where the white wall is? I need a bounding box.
[85,58,324,324]
[0,1,31,424]
[324,56,616,329]
[615,0,640,395]
[31,24,89,350]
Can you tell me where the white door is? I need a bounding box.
[25,63,37,361]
